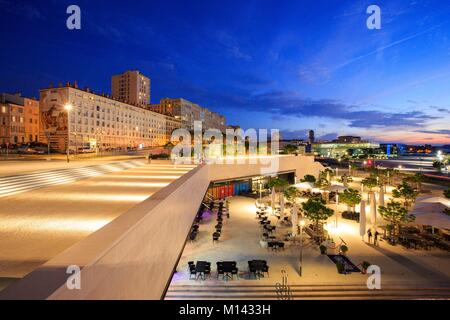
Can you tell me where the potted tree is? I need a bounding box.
[319,245,327,255]
[392,182,418,208]
[302,198,334,234]
[336,261,346,274]
[379,201,416,244]
[340,188,362,221]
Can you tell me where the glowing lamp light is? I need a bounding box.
[64,103,73,111]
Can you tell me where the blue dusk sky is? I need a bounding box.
[1,0,449,144]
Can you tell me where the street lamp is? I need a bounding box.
[259,182,263,204]
[335,193,339,228]
[64,104,73,163]
[299,220,306,276]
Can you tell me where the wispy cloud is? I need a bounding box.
[415,129,450,137]
[335,21,448,71]
[215,31,252,61]
[0,0,45,21]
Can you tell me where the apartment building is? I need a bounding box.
[0,93,39,145]
[163,115,183,142]
[111,70,151,107]
[149,98,226,133]
[40,85,166,153]
[24,98,40,143]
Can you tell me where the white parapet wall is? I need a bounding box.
[208,155,323,182]
[0,155,323,300]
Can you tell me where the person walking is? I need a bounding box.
[374,231,380,246]
[367,229,373,244]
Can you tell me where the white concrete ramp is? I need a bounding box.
[0,160,145,198]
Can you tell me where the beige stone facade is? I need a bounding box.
[40,86,167,153]
[149,98,226,133]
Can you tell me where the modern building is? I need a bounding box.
[404,144,434,154]
[0,93,39,146]
[312,141,380,158]
[148,98,226,133]
[111,70,151,107]
[39,84,166,153]
[334,136,362,144]
[308,130,315,144]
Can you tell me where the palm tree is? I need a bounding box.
[379,201,415,241]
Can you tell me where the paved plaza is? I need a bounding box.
[169,195,450,298]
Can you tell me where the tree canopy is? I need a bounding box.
[301,175,317,183]
[282,144,298,154]
[339,188,362,212]
[392,182,418,208]
[284,186,299,202]
[362,176,378,190]
[268,178,289,191]
[379,201,415,238]
[302,198,334,229]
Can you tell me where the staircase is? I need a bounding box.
[165,283,450,300]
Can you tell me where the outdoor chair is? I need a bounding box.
[204,267,211,279]
[263,265,269,277]
[231,268,239,279]
[217,268,224,280]
[189,265,197,280]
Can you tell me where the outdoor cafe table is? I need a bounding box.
[399,234,422,249]
[250,260,267,279]
[268,241,283,250]
[195,261,209,280]
[438,239,450,251]
[220,261,236,280]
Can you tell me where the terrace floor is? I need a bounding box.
[170,196,450,290]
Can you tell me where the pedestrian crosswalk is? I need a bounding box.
[0,160,145,198]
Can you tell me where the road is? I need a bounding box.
[0,162,195,287]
